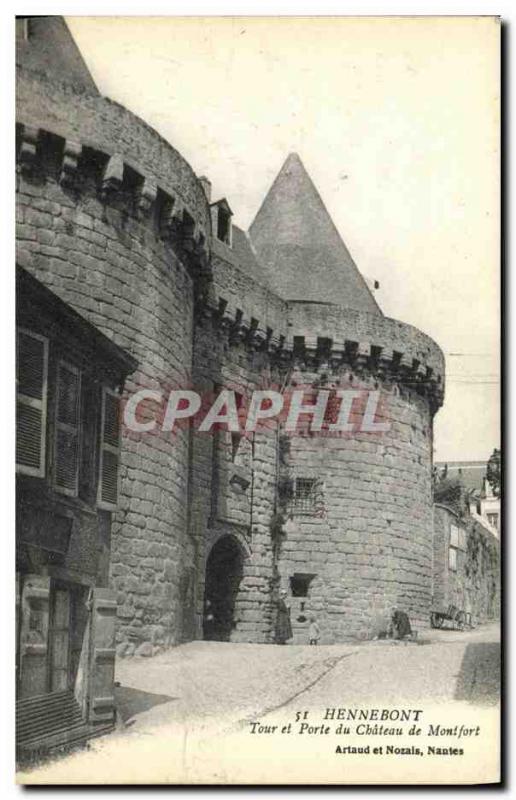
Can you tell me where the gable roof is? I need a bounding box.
[211,224,272,290]
[434,461,488,495]
[248,153,382,313]
[210,197,233,216]
[17,265,137,378]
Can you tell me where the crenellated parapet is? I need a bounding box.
[285,301,445,410]
[197,288,445,411]
[16,69,211,284]
[198,289,286,354]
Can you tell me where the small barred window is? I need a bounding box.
[292,477,317,514]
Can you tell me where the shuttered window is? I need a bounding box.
[98,388,121,509]
[54,361,81,496]
[16,329,48,476]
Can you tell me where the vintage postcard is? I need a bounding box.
[14,15,501,785]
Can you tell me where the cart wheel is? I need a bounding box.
[431,613,443,629]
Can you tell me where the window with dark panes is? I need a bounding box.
[98,388,121,509]
[290,573,316,597]
[16,329,48,476]
[217,207,231,244]
[487,513,499,530]
[54,362,81,495]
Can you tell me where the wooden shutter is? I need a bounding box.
[54,361,81,496]
[88,588,117,724]
[18,575,51,698]
[16,329,48,477]
[98,388,121,510]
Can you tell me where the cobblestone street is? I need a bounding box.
[19,622,500,784]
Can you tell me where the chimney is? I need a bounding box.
[364,276,380,293]
[199,176,212,202]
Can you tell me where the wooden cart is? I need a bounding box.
[430,604,470,631]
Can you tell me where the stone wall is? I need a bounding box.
[276,374,435,642]
[433,504,500,624]
[190,310,281,643]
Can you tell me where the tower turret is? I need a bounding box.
[248,153,381,313]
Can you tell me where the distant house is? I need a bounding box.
[16,266,137,759]
[435,460,501,539]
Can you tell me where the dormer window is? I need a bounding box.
[217,208,231,243]
[210,198,233,247]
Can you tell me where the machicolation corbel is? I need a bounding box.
[137,177,157,218]
[19,125,39,176]
[101,153,124,200]
[60,139,82,189]
[160,195,184,241]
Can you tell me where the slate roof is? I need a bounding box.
[16,17,99,95]
[434,461,487,495]
[248,153,382,313]
[211,224,273,290]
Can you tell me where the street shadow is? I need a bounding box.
[454,642,501,706]
[115,685,177,724]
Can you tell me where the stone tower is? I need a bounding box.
[16,20,445,650]
[16,18,211,651]
[245,153,445,641]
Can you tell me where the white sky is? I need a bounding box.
[67,15,500,463]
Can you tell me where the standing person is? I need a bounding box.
[275,589,293,644]
[203,599,215,640]
[308,615,320,645]
[464,591,474,628]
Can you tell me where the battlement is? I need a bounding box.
[16,69,211,278]
[198,286,445,411]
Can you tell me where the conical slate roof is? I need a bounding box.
[16,17,99,94]
[248,153,381,313]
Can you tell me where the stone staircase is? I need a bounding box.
[16,690,113,762]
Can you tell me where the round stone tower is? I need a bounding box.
[16,35,211,651]
[248,154,445,641]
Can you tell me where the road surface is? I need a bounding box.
[18,622,500,784]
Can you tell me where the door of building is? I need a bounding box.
[203,535,244,641]
[18,577,87,698]
[18,574,51,698]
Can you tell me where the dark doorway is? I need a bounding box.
[203,535,244,641]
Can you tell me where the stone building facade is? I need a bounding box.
[432,504,500,626]
[16,266,136,756]
[16,18,465,655]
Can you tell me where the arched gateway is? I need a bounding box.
[203,535,245,641]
